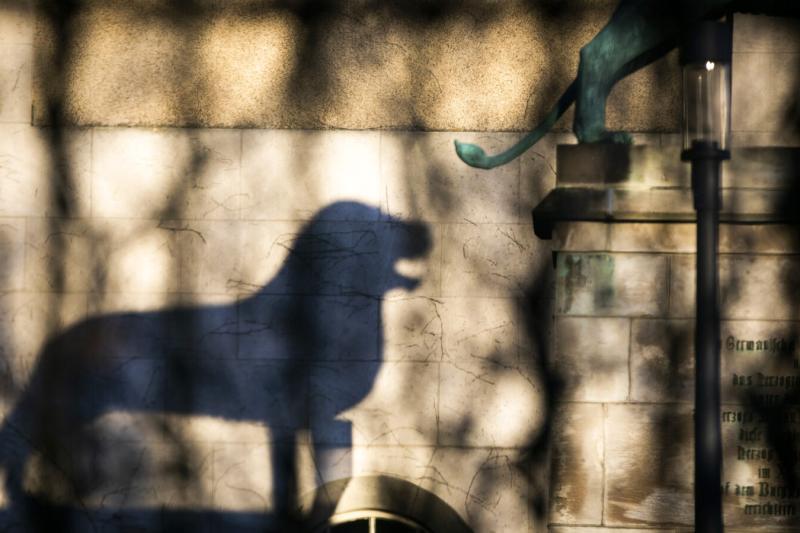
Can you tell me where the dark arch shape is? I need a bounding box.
[301,475,473,533]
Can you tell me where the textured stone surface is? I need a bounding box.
[439,358,542,447]
[381,131,522,224]
[0,43,32,123]
[92,128,241,220]
[441,223,544,298]
[552,222,609,252]
[0,8,794,530]
[310,361,439,447]
[0,0,33,46]
[558,223,800,255]
[604,404,693,527]
[733,14,800,53]
[629,319,693,403]
[24,217,100,292]
[26,438,215,509]
[382,297,446,362]
[720,320,800,404]
[556,142,685,188]
[548,526,678,533]
[95,219,181,294]
[416,446,533,533]
[555,253,668,317]
[241,130,381,221]
[670,254,800,320]
[0,291,87,376]
[720,225,800,254]
[555,317,630,402]
[0,124,91,217]
[550,402,604,526]
[609,224,695,254]
[519,133,572,217]
[0,218,24,291]
[732,51,799,137]
[32,0,682,131]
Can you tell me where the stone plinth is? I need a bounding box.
[543,142,800,531]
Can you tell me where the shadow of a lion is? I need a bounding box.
[0,201,430,530]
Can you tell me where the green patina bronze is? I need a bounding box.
[455,0,799,169]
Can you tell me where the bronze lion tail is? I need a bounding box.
[454,79,577,169]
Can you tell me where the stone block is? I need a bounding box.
[415,446,533,533]
[87,292,179,315]
[733,14,800,53]
[609,224,695,254]
[629,319,694,403]
[96,219,181,294]
[669,254,800,320]
[552,222,609,252]
[722,188,789,217]
[381,131,521,224]
[442,296,521,365]
[555,253,668,317]
[550,402,604,526]
[667,255,693,318]
[725,147,800,189]
[0,218,24,291]
[102,440,214,509]
[310,361,438,447]
[555,317,630,402]
[237,294,379,361]
[732,51,799,138]
[520,133,573,214]
[212,442,272,512]
[731,131,800,148]
[236,219,302,295]
[438,358,542,447]
[312,444,435,488]
[442,223,545,297]
[24,438,214,512]
[720,404,800,528]
[720,320,800,405]
[165,219,243,296]
[0,1,34,46]
[0,292,87,376]
[631,320,800,404]
[241,130,380,221]
[604,404,693,527]
[212,440,319,518]
[92,128,241,220]
[0,44,31,123]
[719,225,800,254]
[24,217,102,292]
[0,124,91,217]
[556,140,685,189]
[547,526,677,533]
[382,297,446,362]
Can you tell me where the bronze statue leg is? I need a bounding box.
[574,0,681,143]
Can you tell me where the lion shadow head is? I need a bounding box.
[265,201,431,298]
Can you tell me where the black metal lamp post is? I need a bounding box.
[680,20,732,533]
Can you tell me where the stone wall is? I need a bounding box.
[550,221,800,531]
[0,1,798,531]
[31,0,681,131]
[0,129,556,531]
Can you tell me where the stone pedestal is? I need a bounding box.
[541,143,800,531]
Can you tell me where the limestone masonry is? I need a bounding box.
[0,1,799,532]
